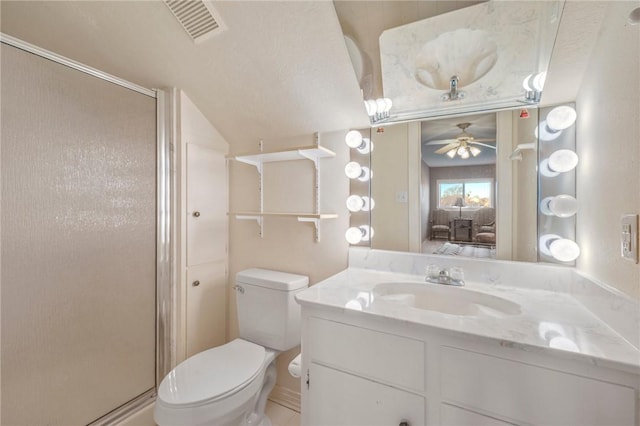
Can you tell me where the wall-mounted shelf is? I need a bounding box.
[230,212,338,219]
[231,145,335,173]
[228,136,336,241]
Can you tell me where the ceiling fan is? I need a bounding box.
[425,123,496,159]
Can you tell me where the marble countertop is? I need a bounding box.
[296,267,640,373]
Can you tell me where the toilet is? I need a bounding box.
[154,268,309,426]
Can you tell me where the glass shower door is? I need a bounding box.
[1,43,158,425]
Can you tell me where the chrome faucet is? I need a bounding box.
[449,75,459,99]
[426,265,465,286]
[441,75,466,102]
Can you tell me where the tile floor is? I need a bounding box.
[265,400,300,426]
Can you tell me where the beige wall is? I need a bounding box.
[228,130,350,398]
[371,123,411,251]
[575,2,640,300]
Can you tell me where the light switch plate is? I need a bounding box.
[621,214,639,263]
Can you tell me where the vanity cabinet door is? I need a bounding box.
[308,362,425,426]
[441,346,636,426]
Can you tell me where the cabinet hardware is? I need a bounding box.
[399,421,410,426]
[192,280,200,287]
[193,211,200,217]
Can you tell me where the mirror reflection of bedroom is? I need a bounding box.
[421,113,497,259]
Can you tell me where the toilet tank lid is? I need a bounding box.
[237,268,309,291]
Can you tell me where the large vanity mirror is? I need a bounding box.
[337,0,588,264]
[369,107,541,263]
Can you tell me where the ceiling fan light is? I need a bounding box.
[457,146,466,156]
[460,149,470,159]
[446,149,457,158]
[469,146,481,157]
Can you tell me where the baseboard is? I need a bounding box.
[268,385,301,413]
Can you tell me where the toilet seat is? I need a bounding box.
[158,339,266,408]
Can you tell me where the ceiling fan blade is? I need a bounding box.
[470,141,497,149]
[434,142,459,154]
[471,138,496,142]
[424,138,458,146]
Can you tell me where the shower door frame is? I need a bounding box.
[0,33,174,425]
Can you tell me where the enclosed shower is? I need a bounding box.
[1,37,171,425]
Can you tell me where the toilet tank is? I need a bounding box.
[235,268,309,351]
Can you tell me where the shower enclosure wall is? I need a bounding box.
[1,36,172,425]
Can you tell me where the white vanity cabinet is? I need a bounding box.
[300,309,639,426]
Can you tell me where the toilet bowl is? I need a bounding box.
[155,268,309,426]
[155,339,277,426]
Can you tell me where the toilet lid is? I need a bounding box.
[158,339,266,407]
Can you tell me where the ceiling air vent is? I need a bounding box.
[163,0,226,42]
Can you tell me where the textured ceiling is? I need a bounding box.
[0,1,370,146]
[0,1,608,148]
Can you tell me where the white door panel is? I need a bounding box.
[187,143,227,266]
[186,261,227,357]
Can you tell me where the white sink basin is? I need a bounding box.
[372,282,521,318]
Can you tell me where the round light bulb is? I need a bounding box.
[375,98,387,112]
[548,149,579,173]
[346,195,365,212]
[364,225,374,241]
[383,98,393,112]
[549,238,580,262]
[546,106,577,131]
[365,99,377,116]
[345,226,364,244]
[457,146,466,156]
[549,194,578,217]
[357,138,372,154]
[460,148,470,159]
[539,159,559,178]
[522,73,534,91]
[532,71,547,91]
[344,161,363,179]
[536,120,561,142]
[539,234,561,256]
[362,196,375,211]
[345,130,363,148]
[345,225,373,244]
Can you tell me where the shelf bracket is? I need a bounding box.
[236,215,264,238]
[235,157,263,175]
[510,142,536,161]
[298,149,319,170]
[298,217,320,242]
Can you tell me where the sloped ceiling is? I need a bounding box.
[0,1,370,146]
[0,1,607,147]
